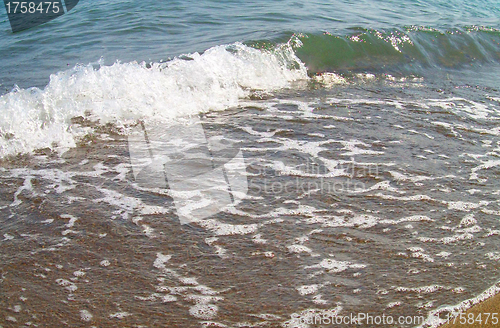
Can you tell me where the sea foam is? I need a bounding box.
[0,43,307,158]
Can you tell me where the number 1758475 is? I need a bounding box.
[446,313,498,325]
[5,2,61,14]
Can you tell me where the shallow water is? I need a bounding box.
[1,0,500,327]
[1,74,500,327]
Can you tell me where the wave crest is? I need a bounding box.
[0,42,307,157]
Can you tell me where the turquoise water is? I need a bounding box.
[0,0,500,90]
[1,1,500,327]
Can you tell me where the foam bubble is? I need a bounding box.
[287,245,313,254]
[73,270,85,277]
[189,304,218,320]
[197,219,259,236]
[11,305,21,313]
[3,234,14,241]
[153,253,172,270]
[395,285,445,294]
[80,310,93,322]
[306,258,363,273]
[387,302,401,309]
[485,252,500,261]
[447,201,489,211]
[56,279,78,292]
[252,234,267,244]
[100,260,111,267]
[297,285,319,296]
[109,312,132,319]
[61,214,78,228]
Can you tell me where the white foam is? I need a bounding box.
[352,181,401,194]
[287,245,313,254]
[61,214,78,228]
[447,200,489,211]
[266,160,347,178]
[407,247,435,263]
[94,187,142,219]
[297,285,319,296]
[80,310,93,322]
[73,270,85,277]
[390,171,432,183]
[197,219,259,236]
[56,279,78,292]
[109,312,132,319]
[459,214,477,227]
[485,252,500,261]
[419,282,500,328]
[427,97,494,120]
[153,253,172,270]
[398,215,433,223]
[162,295,178,303]
[339,140,384,156]
[312,294,328,305]
[180,277,199,286]
[306,258,366,272]
[11,177,34,207]
[141,225,156,239]
[436,252,452,258]
[419,233,474,244]
[3,234,14,241]
[189,304,218,320]
[10,305,21,313]
[100,260,111,267]
[387,302,401,309]
[375,193,433,201]
[471,159,500,180]
[0,43,307,158]
[205,237,218,245]
[395,285,445,294]
[303,214,380,229]
[486,229,500,236]
[314,72,347,86]
[252,234,267,244]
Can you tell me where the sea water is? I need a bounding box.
[0,1,500,327]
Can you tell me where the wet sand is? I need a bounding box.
[441,293,500,328]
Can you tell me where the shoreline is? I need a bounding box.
[418,282,500,328]
[440,292,500,328]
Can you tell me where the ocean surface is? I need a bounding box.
[1,0,500,327]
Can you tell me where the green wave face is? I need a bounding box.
[289,27,500,75]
